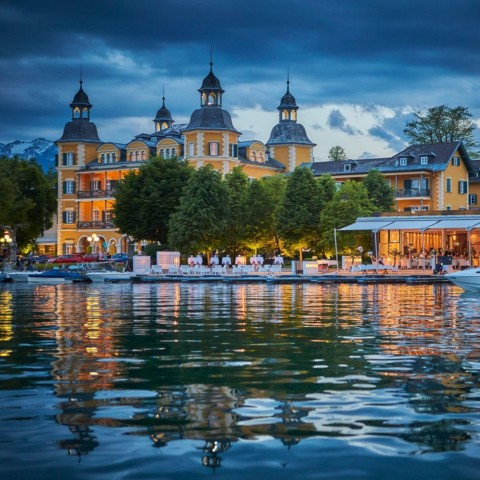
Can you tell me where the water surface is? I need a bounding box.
[0,282,479,479]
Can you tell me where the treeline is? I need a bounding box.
[113,157,394,260]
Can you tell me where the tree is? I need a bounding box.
[168,165,229,254]
[0,156,57,253]
[277,167,321,260]
[328,146,348,161]
[223,166,249,253]
[403,105,479,157]
[319,180,376,255]
[260,175,287,254]
[243,179,274,254]
[362,169,394,212]
[113,157,193,243]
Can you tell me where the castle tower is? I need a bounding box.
[266,76,315,172]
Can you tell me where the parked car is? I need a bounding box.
[48,254,85,264]
[111,253,129,263]
[21,254,52,264]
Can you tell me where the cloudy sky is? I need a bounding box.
[1,0,479,160]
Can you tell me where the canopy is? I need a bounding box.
[381,219,440,231]
[425,218,480,230]
[340,219,395,231]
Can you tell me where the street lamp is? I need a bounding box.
[87,233,99,253]
[0,231,14,261]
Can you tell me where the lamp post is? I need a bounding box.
[0,231,14,261]
[87,233,99,254]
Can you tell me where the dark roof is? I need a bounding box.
[267,122,315,146]
[470,159,480,183]
[184,107,240,133]
[278,82,298,110]
[199,63,224,93]
[57,119,101,143]
[70,81,92,109]
[154,98,173,123]
[310,141,474,176]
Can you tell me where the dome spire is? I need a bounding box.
[154,85,173,132]
[277,70,298,122]
[199,51,224,107]
[70,67,92,121]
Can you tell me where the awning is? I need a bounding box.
[340,219,395,231]
[424,219,480,230]
[381,219,440,230]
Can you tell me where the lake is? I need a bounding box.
[0,281,479,479]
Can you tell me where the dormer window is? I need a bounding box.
[453,156,460,166]
[420,156,428,165]
[344,164,351,172]
[399,157,407,166]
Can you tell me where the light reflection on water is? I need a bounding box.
[0,282,479,479]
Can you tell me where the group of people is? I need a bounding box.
[187,252,283,270]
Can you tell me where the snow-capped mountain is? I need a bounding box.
[0,138,57,172]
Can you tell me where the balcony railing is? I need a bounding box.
[77,189,117,199]
[395,188,430,198]
[77,221,116,229]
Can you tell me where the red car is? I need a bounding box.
[48,254,85,264]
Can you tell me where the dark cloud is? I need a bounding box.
[327,109,360,136]
[0,0,479,152]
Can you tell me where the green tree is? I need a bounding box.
[362,169,394,212]
[260,175,287,253]
[223,166,249,253]
[317,173,337,206]
[320,180,375,255]
[113,157,193,243]
[168,165,229,254]
[243,179,274,254]
[328,145,348,161]
[0,156,56,253]
[403,105,479,157]
[277,167,320,260]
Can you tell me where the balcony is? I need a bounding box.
[395,188,430,198]
[78,189,116,199]
[77,221,116,229]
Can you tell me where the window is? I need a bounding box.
[172,147,177,157]
[63,211,75,224]
[344,164,351,172]
[251,151,257,161]
[105,210,112,222]
[112,153,116,162]
[63,152,74,166]
[165,148,171,159]
[420,156,428,165]
[91,180,101,191]
[469,194,477,205]
[446,177,452,193]
[93,210,100,222]
[188,142,195,157]
[453,156,460,166]
[458,180,468,194]
[101,153,105,163]
[209,142,219,156]
[229,144,238,157]
[399,157,407,166]
[129,152,134,161]
[446,205,452,211]
[159,148,165,158]
[63,180,75,194]
[258,152,264,162]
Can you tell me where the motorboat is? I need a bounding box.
[27,267,89,284]
[85,270,136,283]
[445,268,480,292]
[9,270,42,282]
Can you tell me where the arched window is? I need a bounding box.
[202,93,207,106]
[101,153,105,163]
[135,151,140,161]
[106,153,111,163]
[165,148,171,158]
[282,110,289,120]
[112,152,116,162]
[251,151,257,162]
[208,94,215,105]
[258,152,264,162]
[160,148,164,158]
[74,108,81,118]
[130,152,134,161]
[82,108,88,117]
[141,150,146,160]
[291,111,297,121]
[172,147,176,158]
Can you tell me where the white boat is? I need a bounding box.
[27,268,88,284]
[8,271,42,282]
[445,268,480,292]
[85,270,136,283]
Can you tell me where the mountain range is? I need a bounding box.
[0,138,57,172]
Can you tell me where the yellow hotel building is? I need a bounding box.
[55,64,315,254]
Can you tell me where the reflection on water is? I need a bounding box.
[0,282,479,479]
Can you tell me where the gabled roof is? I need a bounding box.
[310,141,474,177]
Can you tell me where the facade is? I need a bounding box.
[55,64,314,255]
[310,142,475,213]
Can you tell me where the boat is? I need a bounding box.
[445,268,480,292]
[85,270,136,283]
[27,267,89,284]
[9,270,42,282]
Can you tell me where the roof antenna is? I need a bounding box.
[210,44,213,71]
[162,84,165,105]
[287,65,290,92]
[80,64,83,87]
